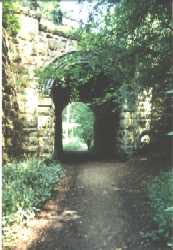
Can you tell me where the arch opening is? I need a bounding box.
[62,102,95,153]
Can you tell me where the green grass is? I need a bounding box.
[148,171,173,248]
[63,141,83,151]
[2,158,64,246]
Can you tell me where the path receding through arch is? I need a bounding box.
[18,160,166,250]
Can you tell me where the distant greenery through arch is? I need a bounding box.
[62,102,94,152]
[2,0,173,248]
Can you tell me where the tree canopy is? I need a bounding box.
[37,0,173,106]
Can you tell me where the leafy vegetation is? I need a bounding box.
[37,0,172,161]
[20,0,64,24]
[148,171,173,248]
[73,104,94,149]
[38,0,62,24]
[2,1,173,248]
[2,158,64,246]
[3,0,20,37]
[38,0,172,108]
[63,102,94,150]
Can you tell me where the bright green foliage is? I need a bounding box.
[63,102,94,150]
[78,0,172,101]
[38,0,172,107]
[37,51,97,98]
[148,171,173,247]
[38,0,62,24]
[70,103,94,149]
[2,158,64,245]
[22,0,62,22]
[3,0,20,37]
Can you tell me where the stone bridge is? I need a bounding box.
[3,7,163,162]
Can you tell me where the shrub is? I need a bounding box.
[3,0,20,37]
[148,171,173,248]
[2,158,64,246]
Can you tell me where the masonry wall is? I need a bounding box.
[3,7,161,161]
[117,90,152,157]
[2,7,77,162]
[2,30,25,162]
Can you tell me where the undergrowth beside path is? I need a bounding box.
[2,158,64,248]
[148,171,173,248]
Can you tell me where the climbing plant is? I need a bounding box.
[38,0,172,107]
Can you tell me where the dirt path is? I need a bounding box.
[15,160,166,250]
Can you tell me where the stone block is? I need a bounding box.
[5,138,12,146]
[38,110,52,116]
[18,102,26,113]
[38,144,53,153]
[2,150,10,163]
[38,115,52,128]
[48,38,59,50]
[4,127,13,137]
[23,145,38,152]
[23,136,38,146]
[38,97,52,106]
[38,37,48,55]
[21,113,37,126]
[17,14,38,41]
[23,127,37,133]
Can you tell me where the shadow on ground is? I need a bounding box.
[60,151,120,163]
[22,159,168,250]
